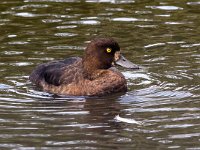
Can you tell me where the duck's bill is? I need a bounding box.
[115,55,139,69]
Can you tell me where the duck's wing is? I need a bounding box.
[29,57,82,86]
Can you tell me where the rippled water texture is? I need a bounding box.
[0,0,200,149]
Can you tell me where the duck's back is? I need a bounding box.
[29,57,83,87]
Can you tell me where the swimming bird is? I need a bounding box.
[29,38,139,96]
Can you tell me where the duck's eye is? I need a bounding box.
[106,48,112,53]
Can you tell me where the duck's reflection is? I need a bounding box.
[37,93,125,129]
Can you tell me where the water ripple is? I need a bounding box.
[15,12,39,17]
[144,43,166,48]
[126,107,200,113]
[68,20,100,25]
[56,25,77,29]
[181,43,200,48]
[54,32,77,37]
[169,133,200,139]
[112,17,138,22]
[13,4,49,10]
[42,19,62,23]
[187,2,200,5]
[146,6,183,10]
[7,41,29,45]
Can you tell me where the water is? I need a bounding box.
[0,0,200,149]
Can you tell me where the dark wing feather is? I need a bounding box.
[29,57,82,86]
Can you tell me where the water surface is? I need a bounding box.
[0,0,200,149]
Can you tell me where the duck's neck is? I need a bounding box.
[82,56,102,80]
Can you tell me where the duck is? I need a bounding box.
[29,38,139,96]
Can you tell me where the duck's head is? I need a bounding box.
[83,38,139,76]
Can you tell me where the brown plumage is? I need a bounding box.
[29,38,136,96]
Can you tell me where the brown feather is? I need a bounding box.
[29,38,128,96]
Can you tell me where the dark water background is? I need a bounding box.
[0,0,200,149]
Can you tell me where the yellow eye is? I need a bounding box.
[106,48,112,53]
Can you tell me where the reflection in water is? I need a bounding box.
[0,0,200,149]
